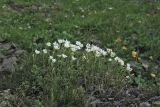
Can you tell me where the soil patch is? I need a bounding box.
[8,2,41,12]
[85,87,160,107]
[0,38,25,74]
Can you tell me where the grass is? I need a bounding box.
[0,0,160,106]
[1,0,160,57]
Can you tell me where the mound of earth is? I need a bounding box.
[84,87,160,107]
[0,38,25,74]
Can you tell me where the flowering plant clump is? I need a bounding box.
[32,39,133,106]
[34,39,133,72]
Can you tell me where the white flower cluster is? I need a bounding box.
[57,54,68,58]
[46,42,51,47]
[126,63,133,72]
[43,49,48,54]
[35,49,40,54]
[114,57,124,66]
[34,39,133,72]
[53,42,60,50]
[49,56,56,63]
[85,44,117,58]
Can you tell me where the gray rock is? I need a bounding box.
[0,38,7,43]
[140,59,150,71]
[85,99,103,107]
[0,43,11,50]
[0,39,25,74]
[140,102,151,107]
[152,101,160,107]
[0,57,17,73]
[14,49,25,56]
[0,53,5,60]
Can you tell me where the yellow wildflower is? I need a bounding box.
[131,50,138,58]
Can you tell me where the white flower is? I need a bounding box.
[100,49,107,56]
[106,48,112,53]
[53,42,60,50]
[64,40,71,48]
[95,51,101,57]
[126,76,130,79]
[91,45,100,52]
[51,59,56,63]
[76,41,83,48]
[119,60,124,66]
[81,15,85,18]
[72,56,77,61]
[35,49,40,54]
[43,49,48,54]
[46,42,51,47]
[71,47,78,52]
[108,58,112,61]
[114,57,124,66]
[49,56,53,60]
[86,44,95,52]
[108,7,113,10]
[70,44,80,52]
[83,55,87,59]
[53,41,58,46]
[54,45,60,50]
[127,63,133,72]
[114,57,119,62]
[110,52,116,57]
[62,54,67,58]
[70,44,75,48]
[49,56,56,63]
[138,20,142,23]
[127,63,131,68]
[58,39,65,44]
[86,44,104,54]
[86,48,91,53]
[86,43,91,49]
[57,55,62,57]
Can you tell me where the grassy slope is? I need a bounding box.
[0,0,160,61]
[0,0,160,106]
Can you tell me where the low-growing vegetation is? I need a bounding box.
[0,0,160,107]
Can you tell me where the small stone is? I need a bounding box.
[0,57,17,73]
[152,101,160,107]
[0,38,3,41]
[0,38,7,43]
[14,50,25,56]
[85,99,103,107]
[0,53,5,60]
[10,43,17,49]
[0,43,11,50]
[140,102,151,107]
[31,5,39,11]
[140,59,150,71]
[108,98,114,101]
